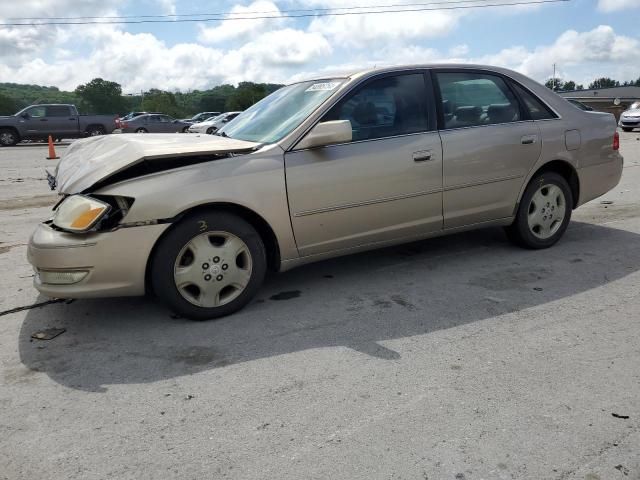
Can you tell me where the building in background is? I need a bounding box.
[558,86,640,120]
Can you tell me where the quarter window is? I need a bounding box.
[510,82,557,120]
[436,72,521,129]
[324,73,428,142]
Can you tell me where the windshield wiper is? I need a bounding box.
[215,131,230,138]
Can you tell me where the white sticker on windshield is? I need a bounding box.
[305,82,341,92]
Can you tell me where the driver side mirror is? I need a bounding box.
[21,113,30,119]
[296,120,352,150]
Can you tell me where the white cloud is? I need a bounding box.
[157,0,177,16]
[597,0,640,12]
[477,25,640,84]
[198,0,287,43]
[308,9,461,48]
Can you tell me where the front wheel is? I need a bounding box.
[151,211,267,320]
[622,127,633,132]
[0,128,20,146]
[505,172,572,249]
[206,127,216,135]
[135,128,148,133]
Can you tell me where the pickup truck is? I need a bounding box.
[0,104,118,146]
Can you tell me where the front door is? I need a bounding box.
[285,72,443,257]
[20,106,48,137]
[434,70,542,228]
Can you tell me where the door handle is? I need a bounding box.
[39,118,48,122]
[521,135,538,145]
[413,150,433,162]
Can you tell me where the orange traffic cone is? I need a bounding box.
[46,135,59,160]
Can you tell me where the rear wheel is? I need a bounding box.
[86,125,105,136]
[182,126,189,133]
[0,128,19,146]
[505,172,572,249]
[135,128,148,133]
[151,211,267,320]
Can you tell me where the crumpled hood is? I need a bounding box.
[55,133,260,193]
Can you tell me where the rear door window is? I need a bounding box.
[46,106,72,117]
[436,71,521,129]
[323,73,429,142]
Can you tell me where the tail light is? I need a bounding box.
[121,122,128,129]
[613,131,620,151]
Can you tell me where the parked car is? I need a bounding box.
[187,112,242,134]
[619,101,640,132]
[567,99,593,111]
[0,104,118,146]
[119,114,191,133]
[180,112,221,124]
[115,111,162,129]
[29,64,623,320]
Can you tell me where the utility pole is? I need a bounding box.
[552,63,556,91]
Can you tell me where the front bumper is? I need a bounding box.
[619,117,640,128]
[27,222,169,298]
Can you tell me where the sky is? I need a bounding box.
[0,0,638,93]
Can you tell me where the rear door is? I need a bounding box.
[45,105,77,138]
[433,70,542,228]
[284,71,443,256]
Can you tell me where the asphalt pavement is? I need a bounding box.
[1,132,639,480]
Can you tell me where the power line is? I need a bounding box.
[2,0,571,26]
[5,0,512,20]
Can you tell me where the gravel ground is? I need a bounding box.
[1,132,639,480]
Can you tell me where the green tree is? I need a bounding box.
[75,78,125,114]
[562,80,576,91]
[0,93,19,115]
[142,89,185,117]
[545,78,563,90]
[588,77,620,89]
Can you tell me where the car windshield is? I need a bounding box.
[218,79,346,143]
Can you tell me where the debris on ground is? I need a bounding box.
[270,290,301,301]
[185,394,195,400]
[614,464,629,476]
[611,413,630,419]
[31,328,66,340]
[600,200,614,205]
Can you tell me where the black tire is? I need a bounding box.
[182,126,189,133]
[0,128,20,146]
[622,127,633,132]
[135,128,148,133]
[151,211,267,320]
[206,127,215,135]
[87,125,106,136]
[505,172,573,249]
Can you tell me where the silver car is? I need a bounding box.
[619,101,640,132]
[28,64,623,320]
[120,114,191,133]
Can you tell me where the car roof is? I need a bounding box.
[298,63,524,83]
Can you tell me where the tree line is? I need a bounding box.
[0,78,283,116]
[545,76,640,92]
